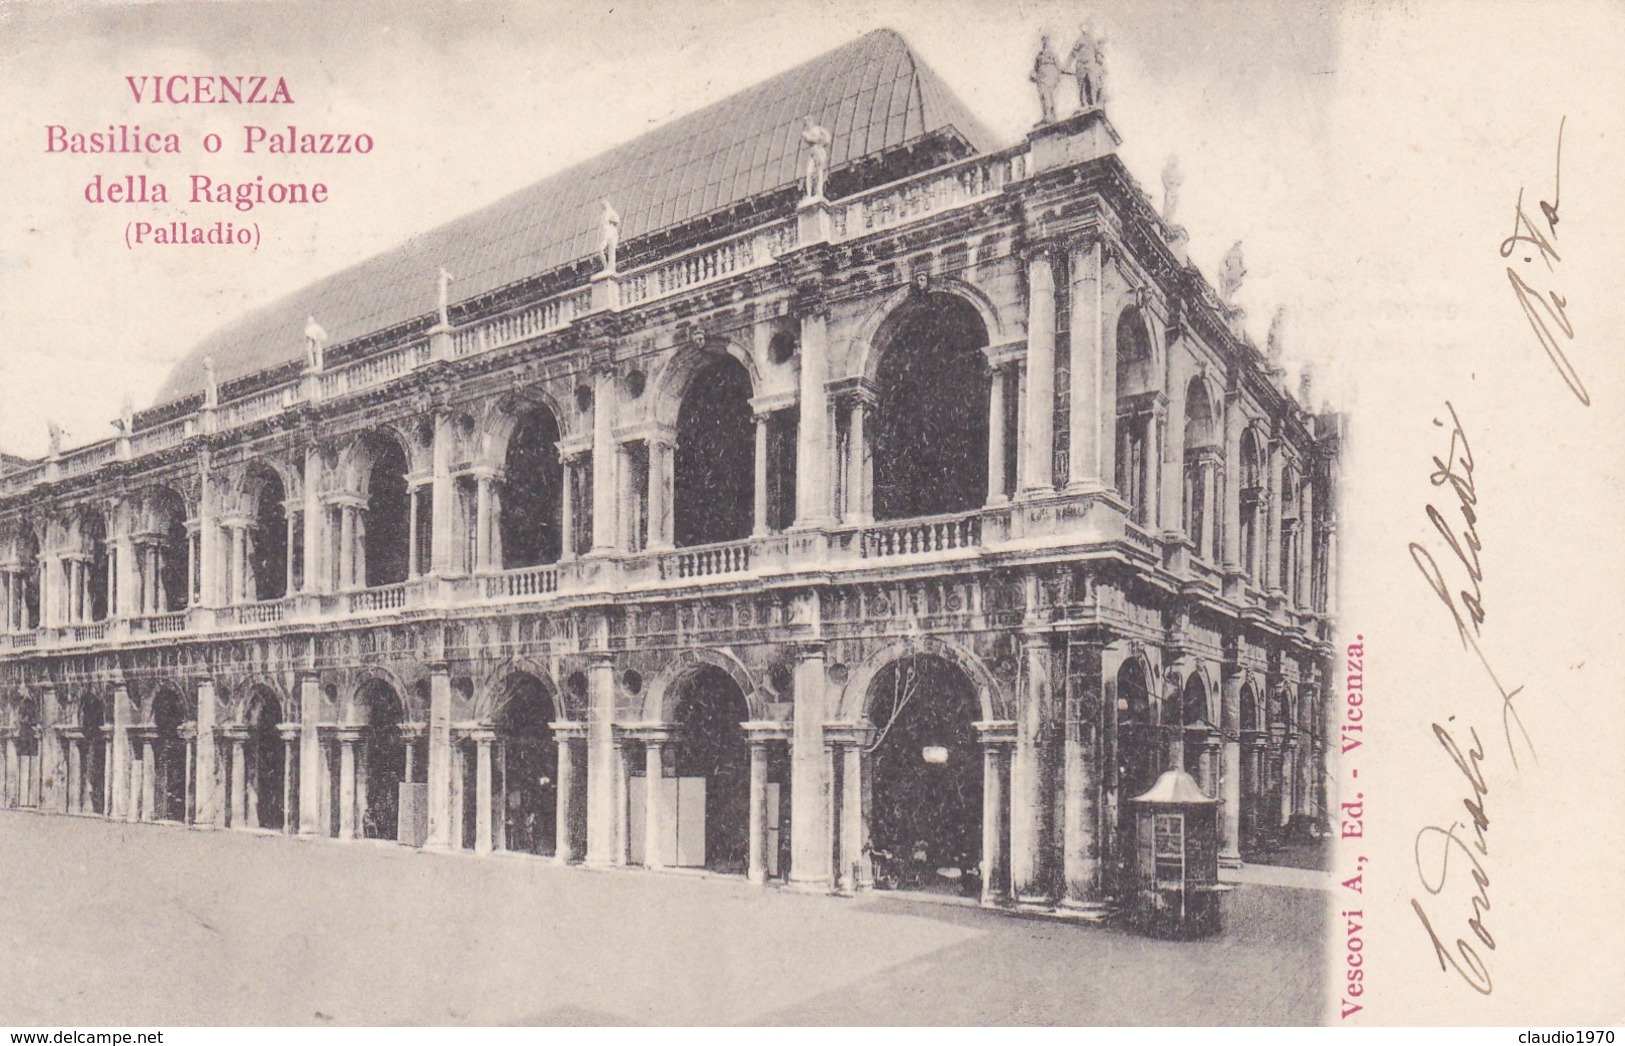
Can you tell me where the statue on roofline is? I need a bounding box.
[436,267,454,327]
[599,198,622,273]
[801,117,832,200]
[1219,241,1246,305]
[1267,306,1287,365]
[304,315,329,371]
[203,356,218,408]
[1030,35,1063,124]
[1161,155,1183,225]
[1066,23,1106,110]
[46,419,64,457]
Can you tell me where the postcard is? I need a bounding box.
[0,0,1620,1029]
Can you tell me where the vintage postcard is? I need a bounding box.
[0,0,1620,1030]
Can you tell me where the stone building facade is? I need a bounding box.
[0,30,1339,912]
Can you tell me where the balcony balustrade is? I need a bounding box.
[484,564,560,599]
[661,538,753,580]
[853,510,983,559]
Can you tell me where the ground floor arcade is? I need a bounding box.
[0,618,1330,909]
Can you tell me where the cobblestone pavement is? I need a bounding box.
[0,811,1326,1026]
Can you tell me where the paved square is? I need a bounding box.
[0,811,1325,1025]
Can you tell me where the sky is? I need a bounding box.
[0,0,1344,458]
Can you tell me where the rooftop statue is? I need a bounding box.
[1219,241,1246,305]
[114,394,134,437]
[1066,23,1106,110]
[1030,35,1063,124]
[599,198,622,273]
[46,419,64,458]
[436,266,454,327]
[1267,306,1287,365]
[304,315,329,371]
[801,117,832,200]
[1161,155,1183,225]
[203,355,218,407]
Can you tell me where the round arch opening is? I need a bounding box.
[500,407,565,569]
[355,679,406,841]
[658,665,751,873]
[872,294,990,521]
[482,672,559,855]
[865,654,983,896]
[674,356,755,548]
[362,437,411,588]
[150,687,189,823]
[244,687,286,830]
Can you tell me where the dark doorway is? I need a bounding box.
[358,680,405,841]
[249,471,288,601]
[500,407,565,568]
[151,687,188,822]
[365,439,411,588]
[866,655,983,895]
[873,295,990,520]
[82,695,107,815]
[246,689,285,830]
[674,358,754,547]
[670,666,750,873]
[494,674,558,855]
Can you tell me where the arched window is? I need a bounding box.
[362,436,411,588]
[1239,428,1265,582]
[1114,308,1154,523]
[1182,377,1217,559]
[674,357,754,547]
[247,468,288,602]
[81,511,110,622]
[145,489,191,614]
[872,294,990,521]
[500,406,564,568]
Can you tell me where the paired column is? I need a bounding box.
[976,724,1014,906]
[550,722,586,863]
[472,729,496,854]
[641,732,669,870]
[1010,628,1053,905]
[1060,639,1103,908]
[788,640,832,888]
[337,729,361,841]
[827,724,872,894]
[793,307,833,527]
[589,369,618,554]
[1021,250,1056,494]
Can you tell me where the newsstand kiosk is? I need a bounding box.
[1127,768,1223,938]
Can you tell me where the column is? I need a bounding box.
[554,731,578,863]
[110,685,132,819]
[230,736,247,828]
[285,511,299,593]
[338,506,357,589]
[590,369,618,554]
[474,731,494,855]
[282,730,298,834]
[643,736,666,870]
[425,663,453,848]
[980,740,1008,905]
[1222,397,1244,570]
[301,447,323,592]
[406,485,422,579]
[1201,458,1218,560]
[1011,631,1052,904]
[338,735,358,840]
[647,439,674,552]
[837,741,867,892]
[1222,734,1243,866]
[1264,439,1284,592]
[140,737,157,822]
[842,400,868,524]
[194,680,219,827]
[794,308,832,526]
[584,646,619,865]
[1068,238,1109,489]
[474,475,493,572]
[1299,475,1316,609]
[1061,642,1102,906]
[1021,251,1056,494]
[66,738,81,813]
[1160,364,1187,535]
[559,457,577,561]
[3,734,16,807]
[1324,522,1339,611]
[986,364,1008,504]
[788,642,831,888]
[752,416,770,535]
[747,739,769,884]
[297,675,323,835]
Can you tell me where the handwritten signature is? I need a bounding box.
[1500,116,1586,405]
[1407,402,1537,997]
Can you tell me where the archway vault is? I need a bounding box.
[839,637,1003,722]
[643,648,762,723]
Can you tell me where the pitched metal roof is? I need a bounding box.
[157,28,996,404]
